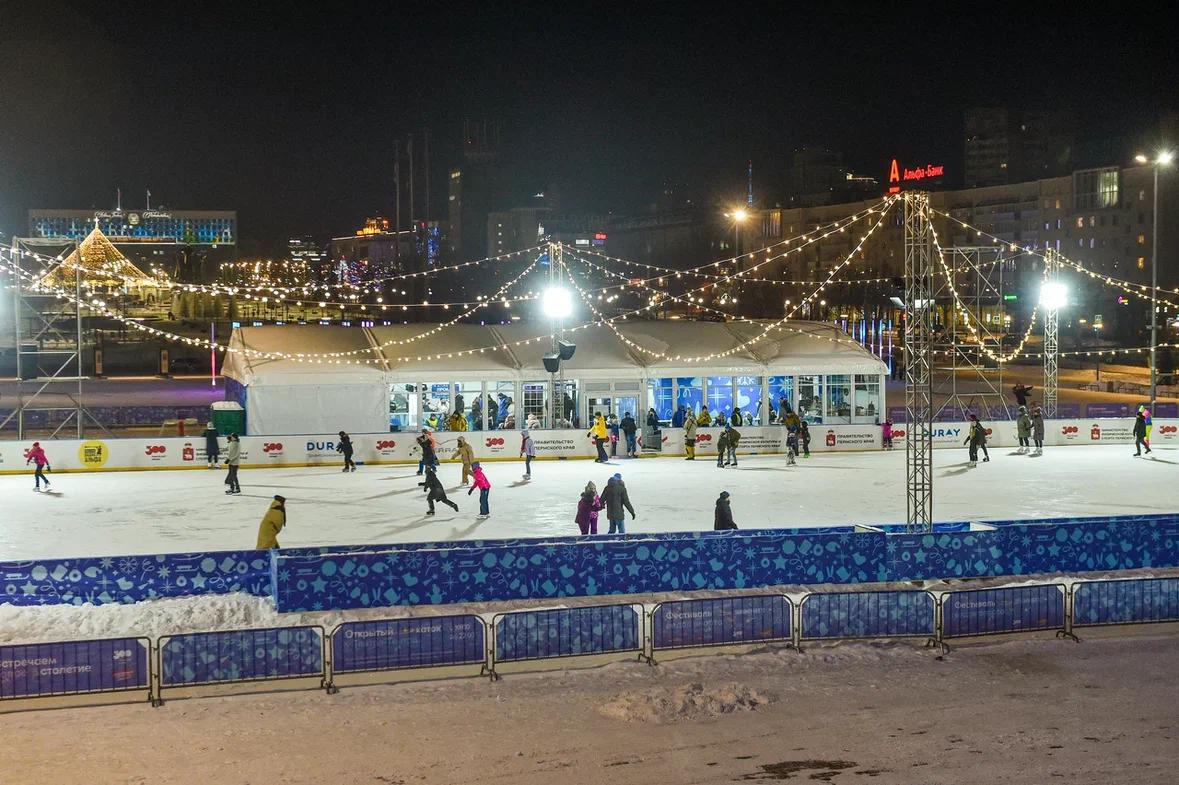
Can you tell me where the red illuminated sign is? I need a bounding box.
[888,159,945,193]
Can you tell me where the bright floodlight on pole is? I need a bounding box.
[1039,281,1068,310]
[541,286,573,319]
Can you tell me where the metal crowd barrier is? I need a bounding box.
[4,576,1179,709]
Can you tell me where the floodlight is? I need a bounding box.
[541,286,573,319]
[1039,281,1068,310]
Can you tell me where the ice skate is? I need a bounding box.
[983,457,990,462]
[426,510,435,516]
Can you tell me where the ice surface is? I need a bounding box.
[1,444,1177,560]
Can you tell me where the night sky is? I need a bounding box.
[1,3,1175,254]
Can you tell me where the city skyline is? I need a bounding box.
[1,4,1176,253]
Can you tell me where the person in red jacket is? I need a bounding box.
[467,462,492,518]
[26,442,51,492]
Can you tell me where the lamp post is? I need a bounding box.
[724,208,749,304]
[1135,150,1174,409]
[541,260,574,428]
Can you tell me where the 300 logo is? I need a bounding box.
[1161,425,1177,435]
[144,444,166,456]
[696,433,713,443]
[263,443,283,453]
[1061,425,1079,435]
[376,440,397,450]
[485,437,505,447]
[892,429,907,438]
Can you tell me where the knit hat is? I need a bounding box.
[585,481,596,494]
[273,495,286,503]
[32,441,39,447]
[471,462,481,469]
[613,472,622,480]
[719,491,730,500]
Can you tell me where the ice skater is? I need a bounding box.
[452,435,475,484]
[416,428,438,475]
[468,462,492,518]
[1134,408,1152,456]
[419,465,459,515]
[575,481,603,535]
[715,427,730,468]
[784,414,800,465]
[601,473,636,534]
[1031,406,1045,455]
[224,433,242,494]
[26,441,51,491]
[1012,382,1034,408]
[336,431,356,472]
[683,411,697,460]
[799,419,811,458]
[965,415,988,464]
[608,413,620,457]
[588,413,609,463]
[1016,406,1032,453]
[714,491,737,530]
[621,411,638,457]
[201,421,221,468]
[255,495,286,549]
[881,418,894,450]
[520,427,536,479]
[723,423,740,466]
[1139,405,1153,447]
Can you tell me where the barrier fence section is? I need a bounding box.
[939,584,1069,647]
[327,615,487,690]
[156,625,325,705]
[1072,577,1179,629]
[0,636,151,702]
[800,590,936,645]
[649,595,794,661]
[490,604,641,679]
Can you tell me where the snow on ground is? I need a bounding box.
[2,444,1178,560]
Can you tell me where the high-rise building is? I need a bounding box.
[964,107,1062,188]
[287,236,327,268]
[447,120,502,262]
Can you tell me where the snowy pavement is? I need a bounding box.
[2,444,1177,560]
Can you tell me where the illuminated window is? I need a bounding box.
[1139,234,1147,245]
[1140,190,1146,201]
[1074,167,1119,209]
[1089,215,1096,227]
[1138,257,1146,269]
[1076,217,1084,228]
[1055,199,1062,209]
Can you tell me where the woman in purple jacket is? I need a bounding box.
[575,481,604,535]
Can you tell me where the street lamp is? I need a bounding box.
[541,286,573,319]
[1135,150,1174,408]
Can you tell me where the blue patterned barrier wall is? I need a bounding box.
[0,550,272,607]
[273,515,1179,612]
[651,595,792,652]
[330,615,485,674]
[942,585,1066,638]
[159,626,324,687]
[1,637,150,700]
[801,591,935,640]
[493,605,639,663]
[1073,578,1179,628]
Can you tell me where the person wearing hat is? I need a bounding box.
[520,427,536,479]
[256,495,286,549]
[419,465,459,515]
[452,435,475,484]
[575,481,604,535]
[714,491,737,530]
[963,414,988,464]
[336,431,356,473]
[416,428,438,476]
[1016,406,1032,454]
[25,441,51,492]
[201,421,221,468]
[600,472,636,534]
[224,433,242,494]
[1031,405,1045,455]
[467,462,492,518]
[1134,408,1152,456]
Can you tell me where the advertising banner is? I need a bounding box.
[0,637,149,699]
[494,605,639,662]
[652,595,791,650]
[801,591,934,640]
[331,616,485,673]
[941,585,1065,638]
[1072,577,1179,628]
[160,626,323,686]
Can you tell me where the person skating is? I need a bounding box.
[26,441,51,492]
[416,428,438,475]
[975,416,990,462]
[608,414,620,458]
[336,431,356,472]
[256,495,286,549]
[575,481,604,535]
[224,433,242,494]
[714,491,737,530]
[520,428,536,479]
[601,473,636,534]
[683,411,698,460]
[784,412,800,465]
[881,419,894,450]
[723,423,741,466]
[467,462,492,518]
[1134,409,1152,456]
[588,413,609,463]
[1016,406,1032,453]
[452,435,475,484]
[964,415,988,464]
[799,419,811,458]
[1031,405,1045,455]
[201,421,221,468]
[1139,405,1153,448]
[1012,383,1034,408]
[621,411,638,457]
[419,465,459,515]
[715,428,730,468]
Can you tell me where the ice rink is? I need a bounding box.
[2,443,1176,560]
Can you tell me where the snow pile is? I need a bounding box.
[598,681,770,723]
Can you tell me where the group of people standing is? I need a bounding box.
[574,472,637,534]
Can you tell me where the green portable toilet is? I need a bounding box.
[211,401,246,436]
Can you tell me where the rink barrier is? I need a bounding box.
[325,615,488,691]
[0,636,151,702]
[799,590,937,646]
[154,625,326,705]
[647,595,795,662]
[1071,577,1179,629]
[937,585,1070,647]
[487,604,642,679]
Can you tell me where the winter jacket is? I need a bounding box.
[716,431,730,452]
[453,440,475,466]
[882,422,893,439]
[726,428,741,447]
[683,417,698,440]
[671,408,685,428]
[601,477,635,520]
[417,434,438,463]
[336,435,354,457]
[730,411,742,427]
[575,492,603,529]
[621,415,638,435]
[1017,413,1032,438]
[419,471,445,494]
[202,427,220,455]
[470,467,491,491]
[226,440,241,466]
[697,409,712,427]
[646,411,660,428]
[588,416,608,441]
[26,445,49,467]
[256,500,286,549]
[1032,413,1045,440]
[1134,415,1148,438]
[799,422,811,445]
[521,433,536,457]
[965,421,987,446]
[714,498,737,530]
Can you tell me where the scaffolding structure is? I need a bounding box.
[1042,248,1059,418]
[903,193,935,533]
[932,246,1015,421]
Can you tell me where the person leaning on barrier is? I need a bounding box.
[256,495,286,549]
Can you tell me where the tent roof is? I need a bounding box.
[224,319,887,386]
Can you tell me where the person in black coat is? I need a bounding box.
[336,431,356,472]
[1012,383,1034,408]
[1134,410,1152,456]
[416,429,439,474]
[201,421,220,469]
[418,465,459,515]
[620,412,638,457]
[714,491,737,530]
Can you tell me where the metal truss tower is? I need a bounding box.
[903,193,935,532]
[1042,248,1059,418]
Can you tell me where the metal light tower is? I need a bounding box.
[903,193,935,532]
[1041,248,1060,419]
